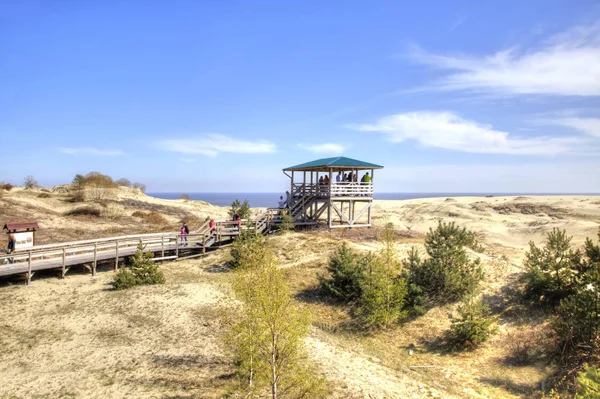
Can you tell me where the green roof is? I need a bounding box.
[283,157,383,171]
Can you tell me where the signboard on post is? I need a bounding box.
[13,232,34,250]
[3,222,39,251]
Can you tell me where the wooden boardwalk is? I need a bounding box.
[0,212,279,285]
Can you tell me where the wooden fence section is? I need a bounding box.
[0,215,276,285]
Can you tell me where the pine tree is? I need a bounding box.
[318,242,363,301]
[448,297,496,349]
[113,242,165,290]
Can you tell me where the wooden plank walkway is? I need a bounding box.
[0,217,262,284]
[0,207,317,285]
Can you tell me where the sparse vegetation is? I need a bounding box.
[179,194,190,200]
[101,203,125,220]
[24,175,38,189]
[37,192,52,198]
[65,206,102,217]
[113,242,165,290]
[575,365,600,398]
[115,178,132,187]
[2,183,13,191]
[132,182,146,192]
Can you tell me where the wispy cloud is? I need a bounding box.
[450,15,466,32]
[406,23,600,96]
[550,117,600,138]
[347,111,585,156]
[298,143,346,155]
[180,158,196,163]
[158,134,276,157]
[58,147,124,156]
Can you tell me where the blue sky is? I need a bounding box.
[1,0,600,192]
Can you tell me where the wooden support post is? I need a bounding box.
[368,202,372,226]
[62,248,66,278]
[161,236,165,258]
[202,235,206,254]
[115,241,119,270]
[27,251,32,286]
[92,243,97,277]
[175,237,179,258]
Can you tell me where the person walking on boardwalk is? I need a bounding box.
[180,225,187,247]
[209,219,215,234]
[6,233,16,264]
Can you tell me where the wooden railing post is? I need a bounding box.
[175,236,179,258]
[62,248,66,278]
[161,236,165,258]
[27,251,32,286]
[92,243,97,277]
[115,241,119,270]
[202,235,206,254]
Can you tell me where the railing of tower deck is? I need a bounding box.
[291,182,374,198]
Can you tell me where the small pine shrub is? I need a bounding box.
[113,268,138,290]
[228,199,251,220]
[447,298,496,349]
[405,222,484,304]
[113,243,165,290]
[278,212,295,233]
[37,193,52,198]
[318,242,364,301]
[575,365,600,399]
[524,228,583,305]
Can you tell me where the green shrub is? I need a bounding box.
[318,242,364,301]
[228,198,251,220]
[524,228,583,305]
[229,230,268,269]
[113,268,138,290]
[356,253,408,329]
[575,365,600,399]
[113,243,165,290]
[279,212,295,233]
[447,298,496,349]
[405,222,484,304]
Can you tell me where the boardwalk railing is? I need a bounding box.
[292,182,373,197]
[0,217,261,284]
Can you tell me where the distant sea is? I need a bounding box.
[147,192,597,208]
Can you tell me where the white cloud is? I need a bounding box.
[348,111,584,156]
[158,134,276,157]
[298,143,346,154]
[58,147,124,156]
[550,117,600,138]
[407,23,600,96]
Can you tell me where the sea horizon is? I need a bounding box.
[147,192,599,208]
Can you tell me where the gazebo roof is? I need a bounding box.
[283,157,383,171]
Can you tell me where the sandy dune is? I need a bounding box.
[1,190,599,398]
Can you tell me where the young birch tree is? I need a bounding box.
[226,238,326,398]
